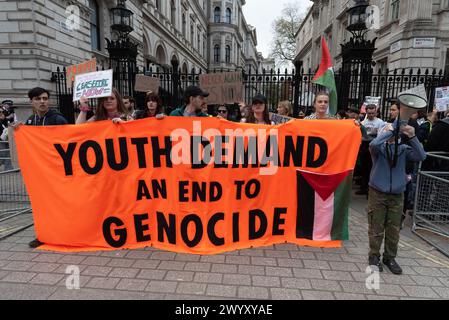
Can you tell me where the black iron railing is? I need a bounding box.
[51,66,449,122]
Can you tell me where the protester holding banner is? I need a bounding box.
[134,92,164,119]
[13,87,68,248]
[76,88,132,124]
[216,105,232,120]
[201,102,213,117]
[368,122,426,274]
[239,104,251,123]
[22,87,68,126]
[242,94,274,125]
[276,101,292,117]
[304,92,335,120]
[123,96,136,118]
[169,86,209,117]
[337,110,348,119]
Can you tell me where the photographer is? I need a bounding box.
[1,100,18,124]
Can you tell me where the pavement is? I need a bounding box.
[0,192,449,300]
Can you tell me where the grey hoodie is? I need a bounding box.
[369,130,426,194]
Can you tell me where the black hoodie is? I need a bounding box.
[25,108,68,126]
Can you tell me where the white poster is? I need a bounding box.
[435,86,449,112]
[73,69,113,102]
[360,96,381,113]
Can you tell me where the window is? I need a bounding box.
[445,50,449,75]
[226,8,232,24]
[214,7,221,23]
[203,37,206,57]
[88,0,100,51]
[390,0,400,21]
[170,0,176,27]
[190,24,194,45]
[214,45,220,62]
[156,0,161,11]
[225,45,231,63]
[443,0,449,9]
[182,14,186,37]
[377,58,388,73]
[197,31,201,52]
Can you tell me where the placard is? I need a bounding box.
[72,69,113,102]
[199,72,243,105]
[134,74,160,94]
[435,86,449,112]
[66,58,97,88]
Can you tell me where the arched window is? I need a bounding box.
[214,45,220,63]
[214,7,221,23]
[226,8,232,24]
[156,45,166,65]
[225,45,231,63]
[88,0,100,51]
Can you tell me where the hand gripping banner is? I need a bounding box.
[15,117,361,253]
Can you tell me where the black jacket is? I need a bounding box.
[422,118,449,171]
[25,109,68,126]
[425,118,449,153]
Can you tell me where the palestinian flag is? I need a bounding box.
[296,170,352,241]
[312,37,338,115]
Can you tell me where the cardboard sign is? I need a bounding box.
[269,112,294,124]
[435,86,449,112]
[134,74,160,94]
[199,72,243,105]
[73,69,113,102]
[66,58,97,88]
[15,118,361,253]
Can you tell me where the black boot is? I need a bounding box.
[382,258,403,275]
[368,256,383,272]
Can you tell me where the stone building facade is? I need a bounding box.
[295,0,449,73]
[0,0,262,114]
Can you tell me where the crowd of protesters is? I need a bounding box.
[4,84,449,276]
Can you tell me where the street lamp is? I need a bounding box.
[339,0,377,110]
[110,0,134,39]
[347,0,369,40]
[106,0,138,96]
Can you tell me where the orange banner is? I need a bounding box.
[15,118,361,254]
